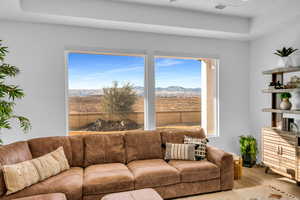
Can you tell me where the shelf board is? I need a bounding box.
[262,108,300,114]
[263,127,299,138]
[262,88,300,93]
[262,66,300,75]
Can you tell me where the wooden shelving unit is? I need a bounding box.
[262,66,300,185]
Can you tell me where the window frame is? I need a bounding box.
[64,49,219,137]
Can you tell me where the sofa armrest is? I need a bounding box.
[206,145,234,191]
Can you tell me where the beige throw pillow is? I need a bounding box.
[50,147,70,171]
[2,160,40,195]
[165,143,195,160]
[184,136,208,160]
[2,146,70,195]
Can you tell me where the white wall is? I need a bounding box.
[0,20,250,154]
[249,21,300,160]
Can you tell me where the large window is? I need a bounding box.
[155,56,217,136]
[68,52,145,135]
[67,51,218,136]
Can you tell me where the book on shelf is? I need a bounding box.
[281,118,294,132]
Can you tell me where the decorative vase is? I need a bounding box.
[280,98,292,110]
[291,90,300,110]
[278,56,292,67]
[291,53,300,67]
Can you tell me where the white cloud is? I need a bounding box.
[156,59,184,67]
[81,65,143,81]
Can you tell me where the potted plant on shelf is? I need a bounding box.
[280,93,292,110]
[0,40,31,144]
[239,135,258,168]
[274,47,298,67]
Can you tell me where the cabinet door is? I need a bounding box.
[262,129,280,168]
[279,145,296,177]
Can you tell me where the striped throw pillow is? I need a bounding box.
[184,136,208,160]
[165,143,195,160]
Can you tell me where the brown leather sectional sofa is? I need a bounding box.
[0,129,234,200]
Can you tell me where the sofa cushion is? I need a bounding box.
[28,137,72,167]
[69,136,84,167]
[125,131,162,163]
[83,163,134,195]
[31,147,70,181]
[0,142,32,196]
[160,129,206,156]
[127,159,180,189]
[160,129,206,145]
[164,143,195,161]
[3,160,40,195]
[0,168,83,200]
[84,134,125,167]
[12,193,67,200]
[184,136,208,160]
[168,160,220,182]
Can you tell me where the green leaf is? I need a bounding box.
[0,40,31,134]
[13,116,31,133]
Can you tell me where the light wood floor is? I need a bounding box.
[179,166,300,199]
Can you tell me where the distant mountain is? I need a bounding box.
[69,86,201,97]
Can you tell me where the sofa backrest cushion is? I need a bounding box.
[160,128,206,144]
[0,141,32,196]
[125,130,162,163]
[69,135,84,167]
[84,133,125,167]
[28,137,73,167]
[160,128,206,156]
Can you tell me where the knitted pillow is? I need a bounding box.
[184,135,208,160]
[165,143,195,160]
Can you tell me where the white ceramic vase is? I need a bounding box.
[291,54,300,67]
[278,56,292,67]
[280,98,292,110]
[291,90,300,110]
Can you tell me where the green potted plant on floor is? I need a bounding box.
[239,135,258,168]
[0,40,31,144]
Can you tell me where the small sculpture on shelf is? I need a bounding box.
[268,81,283,89]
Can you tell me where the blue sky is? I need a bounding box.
[68,53,202,89]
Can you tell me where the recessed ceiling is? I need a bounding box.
[112,0,292,18]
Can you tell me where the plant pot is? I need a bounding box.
[280,98,292,110]
[291,90,300,110]
[242,154,256,168]
[278,56,292,67]
[291,53,300,67]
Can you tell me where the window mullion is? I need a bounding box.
[144,54,156,130]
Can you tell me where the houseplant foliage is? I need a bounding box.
[239,135,258,168]
[0,40,31,144]
[274,47,298,57]
[101,81,137,118]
